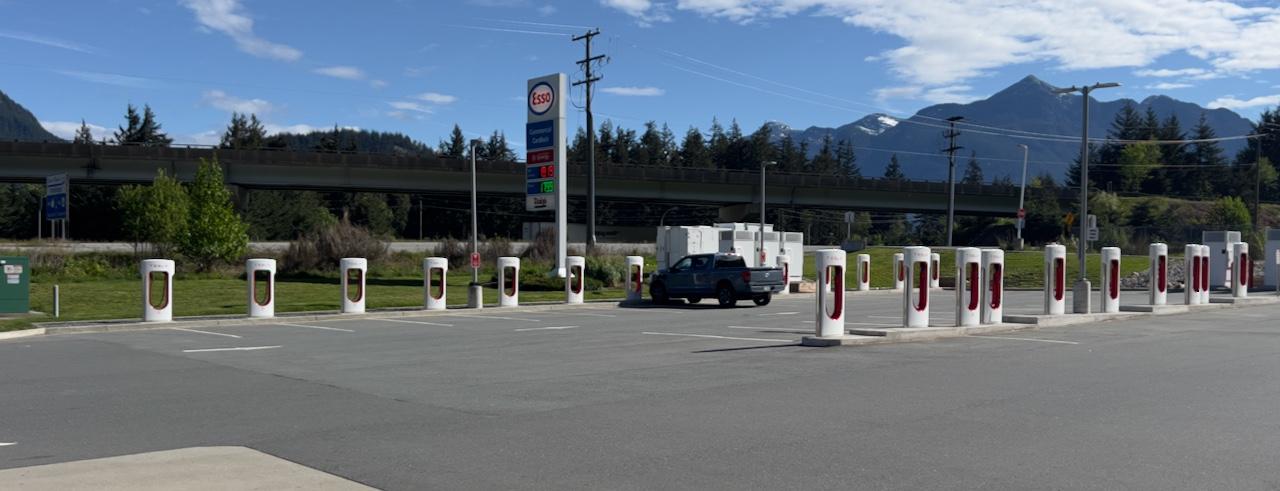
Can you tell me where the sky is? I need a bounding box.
[5,0,1280,150]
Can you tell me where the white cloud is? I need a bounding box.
[602,0,670,25]
[388,101,433,113]
[1207,94,1280,110]
[1134,68,1207,78]
[538,4,557,15]
[874,86,922,101]
[313,65,366,80]
[666,0,1280,87]
[369,79,388,89]
[56,69,158,88]
[264,124,359,135]
[1144,82,1193,90]
[414,92,458,104]
[0,30,95,54]
[187,130,223,146]
[202,90,275,114]
[601,86,666,96]
[40,121,108,140]
[874,84,974,103]
[180,0,302,61]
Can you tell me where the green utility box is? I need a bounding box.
[0,257,30,314]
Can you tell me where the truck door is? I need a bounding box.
[690,255,713,290]
[666,257,693,294]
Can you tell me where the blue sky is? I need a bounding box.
[4,0,1280,149]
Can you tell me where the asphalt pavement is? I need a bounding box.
[1,289,1278,489]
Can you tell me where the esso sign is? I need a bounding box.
[528,82,555,115]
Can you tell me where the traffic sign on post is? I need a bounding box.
[470,252,481,269]
[45,174,68,220]
[1016,208,1026,219]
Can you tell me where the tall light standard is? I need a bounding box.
[467,138,485,309]
[759,160,777,266]
[1054,82,1120,314]
[659,206,679,228]
[1016,143,1029,250]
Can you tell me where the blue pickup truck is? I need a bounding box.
[649,253,787,307]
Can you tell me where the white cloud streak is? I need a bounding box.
[313,65,366,80]
[602,0,670,25]
[1207,94,1280,110]
[180,0,302,61]
[1135,68,1207,78]
[0,30,95,54]
[601,86,666,96]
[40,121,108,140]
[604,1,1280,88]
[1144,82,1193,90]
[56,69,158,88]
[414,92,458,104]
[202,90,275,114]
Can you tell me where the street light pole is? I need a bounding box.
[1017,144,1029,250]
[1055,82,1120,314]
[468,139,484,309]
[759,161,776,267]
[659,206,679,228]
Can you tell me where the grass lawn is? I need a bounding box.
[802,246,1159,290]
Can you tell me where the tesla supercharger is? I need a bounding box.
[566,255,585,304]
[777,254,791,295]
[424,257,448,311]
[1192,244,1203,304]
[1184,244,1201,305]
[892,253,905,291]
[498,256,520,307]
[815,249,846,338]
[340,258,367,314]
[1148,243,1168,306]
[1100,247,1121,313]
[1232,242,1250,298]
[246,258,276,318]
[955,247,981,327]
[625,256,644,302]
[1044,244,1067,315]
[855,254,871,292]
[141,259,175,322]
[930,252,941,289]
[981,249,1004,325]
[903,246,931,328]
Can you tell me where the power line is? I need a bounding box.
[572,28,606,249]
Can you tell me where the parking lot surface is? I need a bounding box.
[2,289,1278,489]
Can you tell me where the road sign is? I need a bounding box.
[470,252,481,269]
[1087,227,1099,242]
[844,211,855,224]
[44,174,68,220]
[1064,212,1075,228]
[1016,208,1026,219]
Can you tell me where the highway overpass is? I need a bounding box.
[0,141,1022,217]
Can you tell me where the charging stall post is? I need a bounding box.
[246,258,275,319]
[566,255,585,304]
[141,259,175,322]
[903,246,931,328]
[340,258,367,314]
[855,254,871,292]
[1100,247,1121,313]
[981,249,1004,324]
[955,247,981,327]
[625,256,644,302]
[1044,244,1067,315]
[425,257,448,311]
[499,257,520,307]
[814,249,846,338]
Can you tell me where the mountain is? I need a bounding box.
[767,113,899,151]
[769,75,1254,182]
[0,90,61,142]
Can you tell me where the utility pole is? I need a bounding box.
[572,28,604,250]
[942,116,964,247]
[1017,144,1029,250]
[1054,82,1120,314]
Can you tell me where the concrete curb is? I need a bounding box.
[33,300,631,337]
[0,328,46,341]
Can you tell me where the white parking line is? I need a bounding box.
[846,322,898,327]
[545,312,617,318]
[643,332,794,343]
[0,442,15,447]
[514,325,580,332]
[183,346,282,353]
[277,323,355,333]
[975,336,1079,345]
[758,311,800,316]
[171,328,242,339]
[376,318,455,327]
[727,326,811,334]
[446,314,541,322]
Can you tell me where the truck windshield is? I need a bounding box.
[715,257,746,268]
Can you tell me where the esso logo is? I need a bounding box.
[528,82,555,115]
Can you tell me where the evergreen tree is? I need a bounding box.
[1117,142,1161,192]
[438,124,466,159]
[659,123,678,166]
[962,151,984,185]
[182,157,249,270]
[73,119,94,144]
[707,118,729,169]
[678,126,711,168]
[1097,102,1144,189]
[723,119,745,169]
[1151,113,1185,194]
[1141,107,1161,140]
[220,112,266,149]
[595,120,615,165]
[611,125,636,165]
[242,190,336,240]
[637,121,664,166]
[1190,113,1226,198]
[883,154,906,182]
[744,123,774,171]
[481,130,516,161]
[774,133,806,173]
[836,140,860,179]
[810,135,838,175]
[114,104,142,144]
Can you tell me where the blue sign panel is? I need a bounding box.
[526,120,554,150]
[44,194,67,220]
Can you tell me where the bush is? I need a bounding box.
[585,255,625,288]
[435,237,468,269]
[480,236,513,262]
[521,230,557,262]
[282,219,387,273]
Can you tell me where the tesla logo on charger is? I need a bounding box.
[529,82,554,115]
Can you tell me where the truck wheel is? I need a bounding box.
[716,284,737,308]
[687,297,702,304]
[752,294,771,306]
[650,282,670,304]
